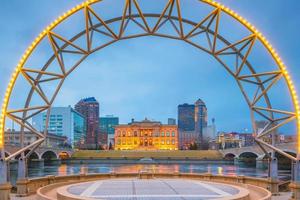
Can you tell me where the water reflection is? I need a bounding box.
[217,166,223,175]
[58,164,67,176]
[11,161,285,186]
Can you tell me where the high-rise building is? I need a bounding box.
[178,103,195,131]
[114,118,178,150]
[195,99,208,145]
[75,97,100,149]
[167,118,176,125]
[100,115,119,148]
[177,99,208,149]
[32,106,86,147]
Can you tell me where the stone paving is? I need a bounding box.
[66,178,240,200]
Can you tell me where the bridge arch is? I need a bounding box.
[238,151,259,160]
[238,152,259,165]
[0,0,298,164]
[224,153,236,160]
[27,151,40,160]
[41,150,58,161]
[14,150,40,161]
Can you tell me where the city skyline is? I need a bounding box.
[0,0,299,134]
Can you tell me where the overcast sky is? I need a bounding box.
[0,0,299,133]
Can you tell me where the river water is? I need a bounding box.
[9,160,291,185]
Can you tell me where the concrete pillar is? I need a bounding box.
[16,179,29,197]
[269,157,278,180]
[290,160,300,200]
[0,160,8,184]
[17,158,27,180]
[16,158,28,196]
[268,157,278,194]
[0,160,11,200]
[0,183,12,200]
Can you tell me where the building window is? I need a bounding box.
[122,131,126,137]
[134,131,137,137]
[161,140,165,144]
[166,132,170,137]
[172,131,175,137]
[127,131,131,137]
[161,132,165,137]
[166,140,170,144]
[117,131,121,137]
[172,139,175,144]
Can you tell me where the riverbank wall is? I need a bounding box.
[71,150,223,160]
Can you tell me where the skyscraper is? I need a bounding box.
[195,99,208,146]
[75,97,100,149]
[177,98,208,150]
[178,103,196,149]
[178,103,195,131]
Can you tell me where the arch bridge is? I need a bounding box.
[219,142,297,159]
[3,145,74,161]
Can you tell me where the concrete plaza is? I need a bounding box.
[58,178,244,200]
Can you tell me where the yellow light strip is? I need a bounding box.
[202,0,300,155]
[0,0,100,148]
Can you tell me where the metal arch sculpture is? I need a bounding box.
[0,0,299,180]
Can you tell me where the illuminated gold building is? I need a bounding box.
[114,119,178,150]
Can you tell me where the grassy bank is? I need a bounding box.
[72,150,223,160]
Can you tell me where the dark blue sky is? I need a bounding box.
[0,0,299,133]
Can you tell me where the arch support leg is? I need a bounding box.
[268,157,279,194]
[17,158,27,180]
[290,160,300,200]
[0,160,11,200]
[16,158,29,196]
